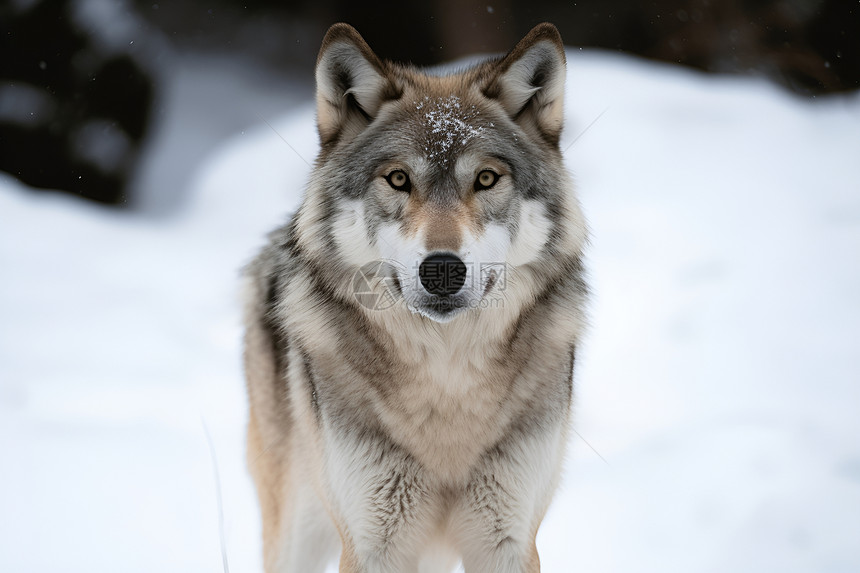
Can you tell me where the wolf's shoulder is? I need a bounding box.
[242,215,301,297]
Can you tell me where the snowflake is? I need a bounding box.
[415,96,486,166]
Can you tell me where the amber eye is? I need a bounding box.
[385,170,411,192]
[475,169,499,191]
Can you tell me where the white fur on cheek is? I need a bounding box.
[332,201,379,267]
[507,200,552,267]
[463,225,510,270]
[376,222,425,285]
[460,224,510,301]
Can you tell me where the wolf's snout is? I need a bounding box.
[419,254,467,296]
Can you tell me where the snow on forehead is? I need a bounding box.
[415,95,484,165]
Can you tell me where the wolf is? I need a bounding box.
[242,22,588,573]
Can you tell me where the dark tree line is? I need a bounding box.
[2,0,856,205]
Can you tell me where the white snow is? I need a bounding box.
[419,95,484,163]
[1,49,859,572]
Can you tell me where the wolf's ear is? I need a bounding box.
[484,23,566,146]
[315,23,399,145]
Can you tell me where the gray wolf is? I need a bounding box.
[243,22,588,573]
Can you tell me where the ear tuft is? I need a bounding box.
[485,23,567,146]
[315,23,399,145]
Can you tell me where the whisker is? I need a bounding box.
[572,427,611,467]
[255,111,312,168]
[563,107,610,154]
[202,418,231,573]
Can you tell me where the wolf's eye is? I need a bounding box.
[385,170,411,192]
[475,170,500,191]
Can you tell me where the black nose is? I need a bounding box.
[419,254,467,296]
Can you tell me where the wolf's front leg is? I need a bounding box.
[324,429,443,573]
[451,418,567,573]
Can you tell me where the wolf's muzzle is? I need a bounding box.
[419,253,467,296]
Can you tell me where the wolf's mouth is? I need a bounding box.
[410,293,470,322]
[424,295,467,313]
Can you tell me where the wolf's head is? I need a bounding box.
[295,23,586,324]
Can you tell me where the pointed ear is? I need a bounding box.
[484,23,566,146]
[315,23,399,145]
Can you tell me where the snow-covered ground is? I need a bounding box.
[1,49,859,572]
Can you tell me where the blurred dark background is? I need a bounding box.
[1,0,858,208]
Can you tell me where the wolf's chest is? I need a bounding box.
[372,339,516,483]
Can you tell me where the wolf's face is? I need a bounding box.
[298,24,583,323]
